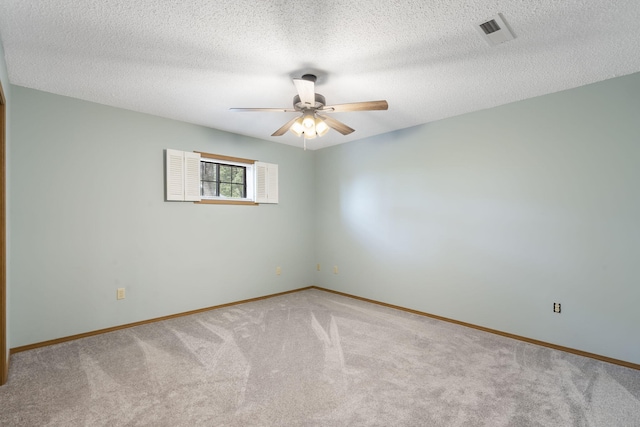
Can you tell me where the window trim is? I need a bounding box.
[195,199,258,206]
[195,152,256,165]
[194,151,259,205]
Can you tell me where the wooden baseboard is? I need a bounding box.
[310,286,640,371]
[10,286,313,354]
[1,354,7,385]
[10,285,639,372]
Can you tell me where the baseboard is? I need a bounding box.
[10,286,314,354]
[1,353,7,385]
[10,285,639,371]
[310,286,640,371]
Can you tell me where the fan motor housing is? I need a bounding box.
[293,94,325,111]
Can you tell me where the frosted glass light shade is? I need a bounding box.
[289,117,304,136]
[315,117,329,136]
[302,112,315,129]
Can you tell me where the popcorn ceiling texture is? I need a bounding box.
[0,0,639,149]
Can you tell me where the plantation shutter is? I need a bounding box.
[166,149,185,201]
[266,163,278,203]
[255,162,278,204]
[184,151,201,201]
[166,149,201,202]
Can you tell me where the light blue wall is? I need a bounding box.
[315,72,640,364]
[9,86,316,347]
[7,72,640,366]
[0,37,10,374]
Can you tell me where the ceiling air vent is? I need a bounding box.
[476,13,515,46]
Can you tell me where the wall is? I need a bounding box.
[315,72,640,365]
[0,37,10,380]
[9,86,315,347]
[7,72,640,365]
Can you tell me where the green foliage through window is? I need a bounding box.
[200,162,246,198]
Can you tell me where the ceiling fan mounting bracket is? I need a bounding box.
[300,74,317,83]
[293,93,326,112]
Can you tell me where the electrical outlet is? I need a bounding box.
[316,263,321,271]
[117,288,125,300]
[553,302,561,313]
[276,266,281,276]
[333,266,339,274]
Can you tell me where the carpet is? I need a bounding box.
[1,288,639,426]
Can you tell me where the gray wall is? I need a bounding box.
[315,72,640,365]
[0,37,10,375]
[9,86,316,347]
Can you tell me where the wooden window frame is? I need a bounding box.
[194,151,258,206]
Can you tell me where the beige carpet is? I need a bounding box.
[1,288,639,426]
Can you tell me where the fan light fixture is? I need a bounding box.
[230,73,389,147]
[289,111,328,139]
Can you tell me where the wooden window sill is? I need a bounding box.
[194,200,258,206]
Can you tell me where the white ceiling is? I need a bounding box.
[1,1,639,150]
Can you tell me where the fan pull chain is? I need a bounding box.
[304,137,307,151]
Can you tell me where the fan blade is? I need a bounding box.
[317,114,355,135]
[271,116,300,137]
[322,100,388,112]
[230,107,296,112]
[293,78,316,107]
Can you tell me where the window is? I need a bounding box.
[200,162,246,198]
[197,152,255,204]
[165,149,278,205]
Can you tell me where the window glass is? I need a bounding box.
[200,161,247,199]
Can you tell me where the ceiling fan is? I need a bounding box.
[230,74,388,141]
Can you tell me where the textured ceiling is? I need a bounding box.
[1,1,639,150]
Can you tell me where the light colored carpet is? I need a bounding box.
[1,288,639,426]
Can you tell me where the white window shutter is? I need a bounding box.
[166,149,185,201]
[266,163,278,203]
[255,162,278,204]
[255,163,267,202]
[184,151,201,202]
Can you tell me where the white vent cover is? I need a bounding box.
[476,13,515,46]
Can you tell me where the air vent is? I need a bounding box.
[479,20,500,35]
[476,13,515,46]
